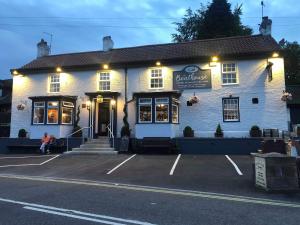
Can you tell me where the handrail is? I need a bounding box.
[106,124,114,148]
[66,126,91,152]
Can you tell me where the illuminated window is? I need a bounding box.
[33,102,45,124]
[139,98,152,123]
[49,74,60,93]
[150,69,163,89]
[47,101,59,124]
[155,98,169,122]
[99,72,110,91]
[222,98,240,122]
[172,104,178,123]
[222,63,237,84]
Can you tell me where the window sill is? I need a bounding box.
[221,83,239,86]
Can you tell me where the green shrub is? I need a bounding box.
[215,123,223,137]
[250,125,262,137]
[18,129,27,138]
[183,126,194,137]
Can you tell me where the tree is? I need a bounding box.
[280,40,300,85]
[172,0,252,42]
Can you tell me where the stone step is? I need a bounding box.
[72,147,115,151]
[89,139,110,144]
[80,143,111,148]
[65,150,117,155]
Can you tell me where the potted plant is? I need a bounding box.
[18,128,27,138]
[72,105,82,137]
[119,104,131,152]
[250,125,262,137]
[214,123,224,138]
[183,126,194,137]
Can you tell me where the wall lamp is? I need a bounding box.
[209,56,219,67]
[156,61,161,66]
[103,64,109,70]
[56,67,62,73]
[272,52,279,58]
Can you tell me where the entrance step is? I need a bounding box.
[80,143,111,148]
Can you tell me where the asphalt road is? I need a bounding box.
[0,154,299,225]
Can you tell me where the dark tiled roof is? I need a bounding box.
[18,35,280,71]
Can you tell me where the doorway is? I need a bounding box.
[97,100,110,136]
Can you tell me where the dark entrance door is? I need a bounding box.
[98,100,110,136]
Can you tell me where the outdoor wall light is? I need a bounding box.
[103,64,109,70]
[86,100,91,110]
[211,56,219,62]
[111,99,116,107]
[56,67,62,73]
[272,52,279,58]
[156,61,161,66]
[13,70,19,75]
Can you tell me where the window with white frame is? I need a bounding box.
[150,69,163,89]
[61,101,74,124]
[155,98,169,122]
[33,102,45,124]
[139,98,152,123]
[222,98,240,122]
[99,72,110,91]
[172,104,178,123]
[222,63,237,84]
[47,101,59,124]
[49,74,60,93]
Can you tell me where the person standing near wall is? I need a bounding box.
[40,132,50,154]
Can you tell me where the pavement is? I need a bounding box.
[0,153,299,225]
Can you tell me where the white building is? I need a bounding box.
[10,32,289,140]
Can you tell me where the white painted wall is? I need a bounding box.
[11,57,288,139]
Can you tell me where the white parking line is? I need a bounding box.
[225,155,243,176]
[0,155,54,160]
[107,154,136,175]
[169,154,181,175]
[0,155,60,168]
[0,197,155,225]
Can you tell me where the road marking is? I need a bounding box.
[169,154,181,175]
[225,155,243,176]
[0,155,54,160]
[0,155,60,168]
[107,154,136,175]
[1,174,300,209]
[0,197,155,225]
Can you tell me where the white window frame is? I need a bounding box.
[61,107,73,125]
[222,98,240,122]
[155,97,169,123]
[62,101,74,108]
[138,98,152,123]
[33,102,45,124]
[47,101,59,124]
[98,72,111,91]
[221,63,238,85]
[49,74,60,93]
[149,68,164,89]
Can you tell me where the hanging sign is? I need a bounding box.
[173,65,212,90]
[96,95,103,103]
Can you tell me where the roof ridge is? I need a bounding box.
[41,34,265,58]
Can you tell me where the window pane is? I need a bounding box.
[62,107,73,124]
[49,74,60,92]
[139,105,152,122]
[139,98,152,104]
[33,107,45,124]
[156,104,169,122]
[155,98,169,103]
[150,69,163,88]
[172,105,178,123]
[62,101,74,108]
[48,101,59,107]
[47,108,58,124]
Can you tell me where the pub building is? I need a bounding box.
[10,19,289,143]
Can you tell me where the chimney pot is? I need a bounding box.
[37,39,50,58]
[259,16,272,36]
[103,36,114,51]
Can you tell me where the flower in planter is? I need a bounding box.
[188,95,199,105]
[281,91,292,101]
[17,103,26,111]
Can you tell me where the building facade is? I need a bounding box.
[10,34,289,139]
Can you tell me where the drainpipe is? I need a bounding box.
[125,67,128,104]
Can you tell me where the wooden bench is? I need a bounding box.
[139,137,176,154]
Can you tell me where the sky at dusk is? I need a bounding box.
[1,0,300,78]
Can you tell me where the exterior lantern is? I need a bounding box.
[96,95,103,103]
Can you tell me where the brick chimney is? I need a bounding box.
[103,36,114,51]
[259,16,272,36]
[37,39,50,58]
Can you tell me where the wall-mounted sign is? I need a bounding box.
[173,65,212,90]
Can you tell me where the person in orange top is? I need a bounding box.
[40,132,50,154]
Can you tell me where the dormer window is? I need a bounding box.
[49,74,60,93]
[150,69,163,89]
[99,72,110,91]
